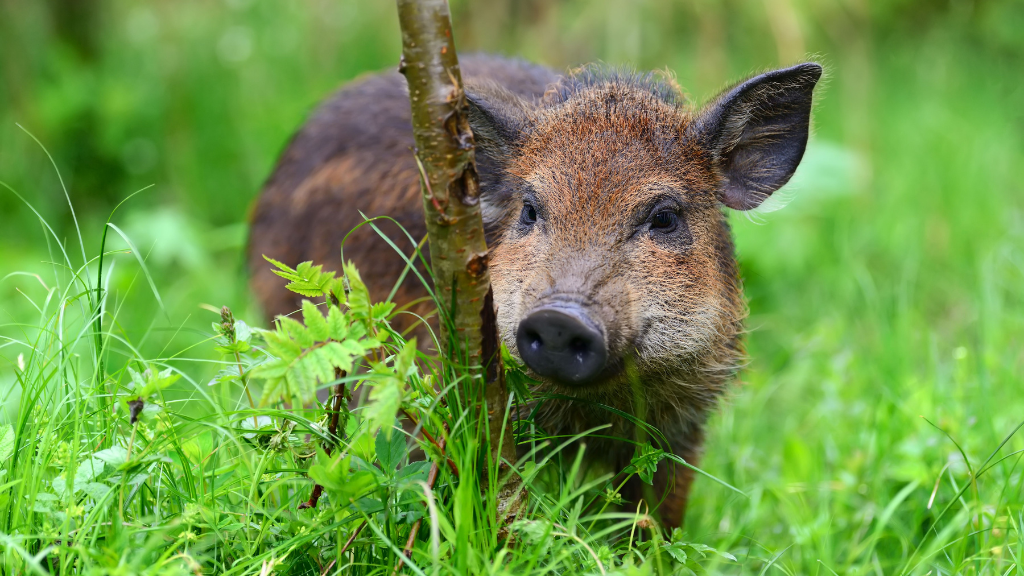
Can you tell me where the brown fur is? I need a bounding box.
[248,55,821,527]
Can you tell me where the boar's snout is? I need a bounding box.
[516,305,608,385]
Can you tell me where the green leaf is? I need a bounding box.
[279,316,314,349]
[303,300,329,341]
[623,442,666,485]
[234,319,252,343]
[361,340,420,439]
[363,380,403,440]
[393,338,418,380]
[93,446,129,467]
[344,262,372,320]
[370,301,396,322]
[335,470,379,505]
[307,447,349,493]
[79,482,111,503]
[261,329,303,361]
[663,530,737,565]
[129,365,181,398]
[326,306,350,341]
[663,543,688,564]
[214,340,251,355]
[265,257,339,299]
[74,456,106,484]
[263,255,298,278]
[0,425,14,463]
[512,519,553,544]
[347,423,376,464]
[395,461,431,487]
[307,448,379,506]
[375,427,406,472]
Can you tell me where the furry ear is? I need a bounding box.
[464,81,536,157]
[464,82,537,225]
[691,63,822,210]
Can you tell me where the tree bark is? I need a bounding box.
[395,0,518,489]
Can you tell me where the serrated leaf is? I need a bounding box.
[326,341,361,372]
[234,319,252,343]
[307,447,349,493]
[252,358,288,380]
[393,338,418,380]
[307,449,378,506]
[663,543,688,564]
[329,277,347,307]
[343,262,372,320]
[326,306,349,341]
[261,329,303,362]
[512,520,553,543]
[624,442,666,485]
[375,427,406,472]
[370,301,396,322]
[51,477,70,499]
[279,316,314,349]
[127,367,146,390]
[130,365,181,398]
[271,270,302,283]
[363,381,403,440]
[74,457,106,484]
[337,339,370,359]
[214,340,251,355]
[93,446,129,467]
[263,254,298,277]
[80,482,111,502]
[295,261,317,278]
[395,461,430,485]
[271,261,338,299]
[285,283,325,298]
[303,300,329,341]
[347,321,368,341]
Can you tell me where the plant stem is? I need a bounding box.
[299,371,348,510]
[393,435,444,575]
[234,348,258,429]
[401,407,459,477]
[396,0,518,508]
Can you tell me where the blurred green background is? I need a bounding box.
[1,0,1022,570]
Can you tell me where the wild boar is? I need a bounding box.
[248,54,822,527]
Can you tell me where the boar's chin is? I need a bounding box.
[634,306,732,368]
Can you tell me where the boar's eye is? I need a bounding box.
[520,203,538,226]
[650,210,679,233]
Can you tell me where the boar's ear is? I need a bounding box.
[464,82,535,158]
[691,63,822,210]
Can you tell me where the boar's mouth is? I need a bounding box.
[515,303,615,386]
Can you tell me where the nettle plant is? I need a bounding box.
[211,258,434,517]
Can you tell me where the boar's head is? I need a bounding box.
[467,63,822,415]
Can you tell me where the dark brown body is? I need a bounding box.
[250,56,558,333]
[249,55,821,527]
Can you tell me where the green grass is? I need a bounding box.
[0,165,736,575]
[2,1,1023,574]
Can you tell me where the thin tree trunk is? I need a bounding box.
[395,0,518,501]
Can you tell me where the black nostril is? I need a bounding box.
[526,330,542,353]
[569,338,589,362]
[516,306,608,385]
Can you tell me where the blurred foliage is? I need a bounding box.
[1,0,1023,573]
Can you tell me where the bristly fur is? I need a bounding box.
[544,63,689,109]
[248,54,821,528]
